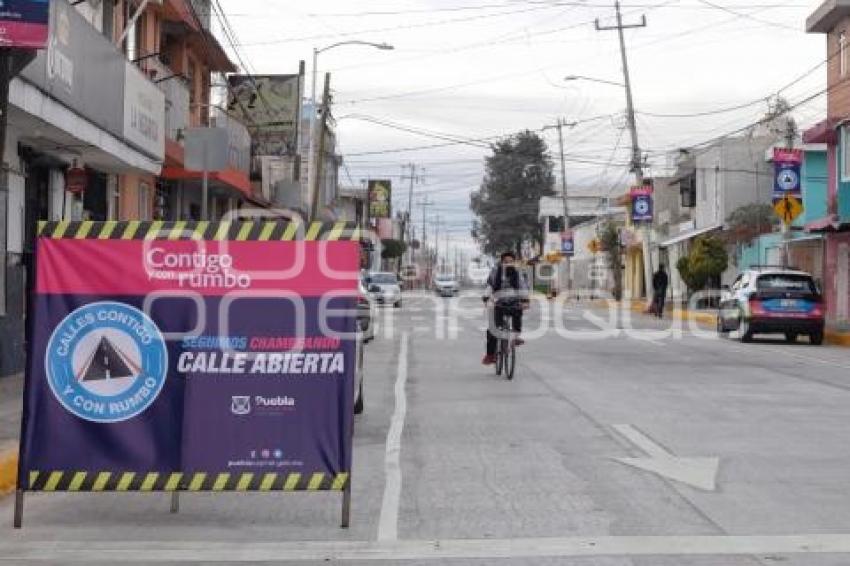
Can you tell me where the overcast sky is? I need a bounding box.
[218,0,827,256]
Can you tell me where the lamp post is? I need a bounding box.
[308,41,393,219]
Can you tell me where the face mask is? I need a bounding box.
[505,266,517,278]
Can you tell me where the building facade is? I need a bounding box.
[805,1,850,324]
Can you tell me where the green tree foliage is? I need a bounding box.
[470,131,555,255]
[725,203,778,245]
[380,238,407,260]
[676,236,729,292]
[597,220,624,300]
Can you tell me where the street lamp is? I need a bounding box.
[311,41,394,109]
[308,40,393,219]
[563,75,625,88]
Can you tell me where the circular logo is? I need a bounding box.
[634,197,651,215]
[45,302,168,423]
[776,168,799,192]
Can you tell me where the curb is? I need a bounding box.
[0,444,18,496]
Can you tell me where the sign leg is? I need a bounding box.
[170,492,180,514]
[13,489,24,528]
[341,485,351,529]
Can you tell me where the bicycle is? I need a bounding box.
[494,305,520,380]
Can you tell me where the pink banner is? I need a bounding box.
[37,239,360,296]
[0,21,47,49]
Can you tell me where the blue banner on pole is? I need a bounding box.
[630,186,653,223]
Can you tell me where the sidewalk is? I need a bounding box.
[0,372,22,496]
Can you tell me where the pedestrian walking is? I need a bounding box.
[652,264,669,319]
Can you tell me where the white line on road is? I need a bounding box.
[377,331,410,542]
[613,424,720,491]
[6,534,850,562]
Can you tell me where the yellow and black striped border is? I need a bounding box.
[37,220,363,242]
[26,470,349,492]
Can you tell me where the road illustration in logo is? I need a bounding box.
[45,302,168,423]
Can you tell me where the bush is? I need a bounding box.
[677,236,728,293]
[380,238,407,260]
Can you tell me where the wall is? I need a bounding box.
[824,232,850,323]
[119,173,155,220]
[738,233,784,270]
[827,18,850,120]
[800,149,828,226]
[720,137,775,221]
[695,145,721,229]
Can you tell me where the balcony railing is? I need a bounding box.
[141,58,190,143]
[210,106,251,175]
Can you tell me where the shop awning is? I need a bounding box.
[161,166,252,199]
[10,78,161,175]
[802,119,838,145]
[659,224,721,248]
[805,215,850,232]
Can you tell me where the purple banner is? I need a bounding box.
[19,222,359,492]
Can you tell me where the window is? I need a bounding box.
[756,274,817,295]
[842,127,850,181]
[138,182,152,221]
[841,32,848,77]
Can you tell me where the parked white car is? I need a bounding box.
[365,272,403,308]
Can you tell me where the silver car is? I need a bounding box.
[365,271,403,308]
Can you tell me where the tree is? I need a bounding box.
[597,220,624,301]
[470,130,555,256]
[676,236,729,293]
[380,238,407,260]
[724,203,779,246]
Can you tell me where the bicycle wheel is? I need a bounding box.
[505,341,516,380]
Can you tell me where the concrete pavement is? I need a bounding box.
[3,293,850,564]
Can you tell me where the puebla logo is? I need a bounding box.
[45,302,168,423]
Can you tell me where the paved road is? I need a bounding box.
[3,292,850,564]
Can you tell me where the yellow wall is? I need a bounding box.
[119,173,155,220]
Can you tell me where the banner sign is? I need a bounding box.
[368,180,391,219]
[773,148,802,200]
[19,220,359,495]
[560,231,574,256]
[630,186,654,223]
[227,75,301,157]
[772,148,804,225]
[0,0,49,49]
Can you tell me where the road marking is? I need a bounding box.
[6,534,850,561]
[613,424,719,491]
[377,332,410,542]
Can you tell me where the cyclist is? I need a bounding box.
[482,251,529,365]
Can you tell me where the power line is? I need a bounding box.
[232,2,582,47]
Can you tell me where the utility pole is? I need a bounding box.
[544,118,577,296]
[310,72,331,221]
[596,1,652,299]
[781,116,798,269]
[417,197,434,288]
[401,163,423,265]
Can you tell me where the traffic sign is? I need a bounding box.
[774,195,803,224]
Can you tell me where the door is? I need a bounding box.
[838,243,850,321]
